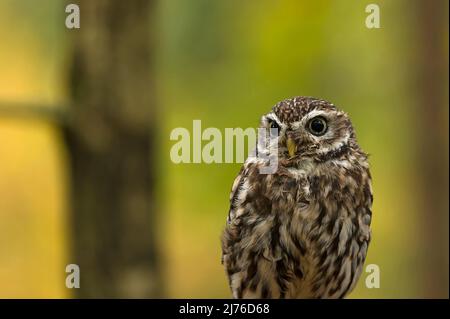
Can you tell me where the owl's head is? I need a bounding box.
[260,96,360,162]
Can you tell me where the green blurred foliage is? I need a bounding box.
[0,0,448,298]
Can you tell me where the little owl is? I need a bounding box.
[221,96,372,298]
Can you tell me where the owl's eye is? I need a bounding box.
[308,117,327,136]
[268,120,280,135]
[270,121,280,130]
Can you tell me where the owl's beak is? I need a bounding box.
[287,137,297,157]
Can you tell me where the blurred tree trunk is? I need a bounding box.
[64,0,161,298]
[415,0,449,298]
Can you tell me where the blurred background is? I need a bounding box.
[0,0,448,298]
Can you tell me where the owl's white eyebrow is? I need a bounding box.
[265,112,282,125]
[290,110,328,129]
[304,110,328,120]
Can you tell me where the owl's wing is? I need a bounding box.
[221,162,255,269]
[226,165,246,224]
[221,162,288,298]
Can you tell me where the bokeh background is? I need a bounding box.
[0,0,448,298]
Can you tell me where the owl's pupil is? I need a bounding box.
[309,117,327,135]
[311,120,324,132]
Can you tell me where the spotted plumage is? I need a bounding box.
[221,96,372,298]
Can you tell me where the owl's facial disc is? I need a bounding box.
[266,96,357,162]
[286,109,353,159]
[262,110,352,160]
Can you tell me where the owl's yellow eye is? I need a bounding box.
[308,117,327,136]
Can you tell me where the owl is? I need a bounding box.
[221,96,372,299]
